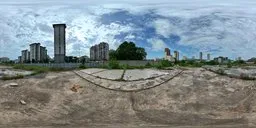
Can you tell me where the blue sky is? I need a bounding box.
[1,0,256,60]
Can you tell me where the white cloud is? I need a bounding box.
[1,0,256,60]
[147,38,167,51]
[153,19,182,38]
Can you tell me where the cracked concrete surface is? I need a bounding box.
[0,68,256,128]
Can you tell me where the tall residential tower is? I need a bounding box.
[90,42,109,61]
[200,52,203,61]
[30,43,41,62]
[53,24,66,63]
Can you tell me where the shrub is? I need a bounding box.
[13,64,69,73]
[2,74,24,80]
[160,60,173,67]
[79,64,87,69]
[121,64,129,69]
[239,73,254,80]
[108,60,120,69]
[145,62,152,67]
[216,69,225,75]
[227,63,232,68]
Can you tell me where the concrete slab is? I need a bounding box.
[74,69,182,91]
[80,68,106,74]
[124,69,169,81]
[92,70,124,80]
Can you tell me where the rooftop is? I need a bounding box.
[53,24,66,28]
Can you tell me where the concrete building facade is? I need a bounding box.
[183,56,188,60]
[90,46,96,61]
[164,48,175,62]
[99,42,109,60]
[40,46,47,62]
[214,56,229,64]
[165,48,171,56]
[30,43,41,62]
[90,42,109,61]
[21,49,30,63]
[53,24,66,63]
[0,57,10,63]
[200,52,203,61]
[18,56,22,63]
[207,54,210,61]
[174,51,179,61]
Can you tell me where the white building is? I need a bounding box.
[0,57,10,63]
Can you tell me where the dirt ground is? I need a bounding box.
[0,68,256,128]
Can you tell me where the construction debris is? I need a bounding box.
[3,83,19,88]
[20,100,26,105]
[70,84,82,92]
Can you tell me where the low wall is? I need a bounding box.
[117,60,159,66]
[23,62,104,68]
[22,60,160,68]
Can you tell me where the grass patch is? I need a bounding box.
[13,64,70,74]
[2,74,24,80]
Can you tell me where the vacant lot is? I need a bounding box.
[0,68,256,128]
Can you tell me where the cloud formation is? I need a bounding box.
[0,0,256,60]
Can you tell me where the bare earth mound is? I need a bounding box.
[0,68,256,128]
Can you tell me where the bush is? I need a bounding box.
[13,65,49,73]
[108,60,120,69]
[2,74,24,80]
[160,60,173,67]
[227,63,232,68]
[239,73,255,80]
[13,64,69,73]
[145,62,152,67]
[216,69,225,75]
[79,64,87,69]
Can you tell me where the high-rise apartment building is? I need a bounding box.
[21,50,30,63]
[90,46,96,61]
[40,46,47,62]
[165,48,171,56]
[164,48,175,62]
[18,56,22,63]
[183,56,188,60]
[200,52,203,61]
[90,42,109,61]
[207,54,210,61]
[21,50,28,63]
[174,51,179,61]
[99,42,109,60]
[30,43,41,62]
[53,24,66,63]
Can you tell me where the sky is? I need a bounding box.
[0,0,256,60]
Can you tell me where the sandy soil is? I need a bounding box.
[0,68,256,128]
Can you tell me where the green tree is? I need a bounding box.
[109,49,117,60]
[115,41,147,60]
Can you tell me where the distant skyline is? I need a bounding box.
[1,0,256,60]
